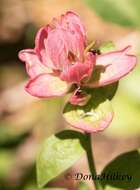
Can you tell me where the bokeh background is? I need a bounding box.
[0,0,140,190]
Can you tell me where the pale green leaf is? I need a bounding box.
[63,89,113,132]
[37,130,85,188]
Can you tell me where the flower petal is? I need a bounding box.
[87,46,137,87]
[45,27,85,70]
[23,12,86,72]
[35,26,49,54]
[60,52,95,84]
[60,11,86,44]
[45,28,69,70]
[34,26,56,70]
[71,112,113,133]
[25,73,69,98]
[69,88,91,106]
[18,49,50,78]
[60,12,86,60]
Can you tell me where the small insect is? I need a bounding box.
[89,49,101,55]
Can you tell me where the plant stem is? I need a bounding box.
[85,133,103,190]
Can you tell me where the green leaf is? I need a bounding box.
[37,130,85,188]
[63,89,113,132]
[100,149,140,190]
[95,82,118,100]
[84,0,140,28]
[99,41,116,54]
[78,181,89,190]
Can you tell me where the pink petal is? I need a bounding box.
[25,73,69,98]
[25,12,86,72]
[35,26,49,54]
[87,46,137,87]
[70,112,113,133]
[45,28,85,70]
[60,52,95,84]
[60,11,86,58]
[60,11,86,44]
[64,28,85,61]
[34,26,56,70]
[18,49,50,78]
[69,88,91,106]
[45,28,69,70]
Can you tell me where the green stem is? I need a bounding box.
[85,133,103,190]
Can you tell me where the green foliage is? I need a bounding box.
[106,90,140,137]
[37,130,85,188]
[0,150,14,179]
[96,82,118,101]
[23,185,66,190]
[120,61,140,102]
[84,0,140,28]
[99,41,116,54]
[63,88,113,131]
[78,182,89,190]
[100,149,140,190]
[0,122,23,145]
[104,57,140,137]
[45,189,67,190]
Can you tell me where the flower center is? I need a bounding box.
[68,51,76,63]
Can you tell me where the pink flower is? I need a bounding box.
[19,11,95,98]
[19,11,136,99]
[18,11,137,132]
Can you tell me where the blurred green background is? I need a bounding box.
[0,0,140,189]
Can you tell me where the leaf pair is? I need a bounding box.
[63,82,118,133]
[37,131,140,190]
